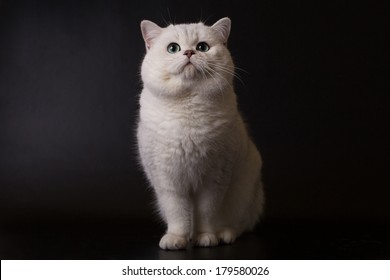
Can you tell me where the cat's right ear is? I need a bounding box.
[140,20,163,50]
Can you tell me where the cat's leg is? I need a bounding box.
[213,199,240,245]
[192,154,238,247]
[216,182,264,244]
[215,185,263,245]
[217,227,237,244]
[155,187,192,250]
[216,143,265,244]
[193,186,225,247]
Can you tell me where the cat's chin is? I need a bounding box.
[180,63,196,80]
[181,63,198,80]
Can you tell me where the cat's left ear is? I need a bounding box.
[140,20,163,50]
[211,17,231,44]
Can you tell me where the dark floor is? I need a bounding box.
[1,218,389,260]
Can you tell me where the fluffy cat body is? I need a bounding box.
[137,18,264,250]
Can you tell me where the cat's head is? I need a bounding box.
[140,18,234,97]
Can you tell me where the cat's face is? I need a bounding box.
[140,18,234,97]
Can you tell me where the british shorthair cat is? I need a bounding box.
[137,17,264,250]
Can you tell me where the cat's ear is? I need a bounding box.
[211,17,231,44]
[140,20,163,50]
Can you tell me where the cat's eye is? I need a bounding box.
[196,42,210,52]
[167,43,181,54]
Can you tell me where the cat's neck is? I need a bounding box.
[141,87,238,114]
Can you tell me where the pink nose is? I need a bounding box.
[183,50,195,58]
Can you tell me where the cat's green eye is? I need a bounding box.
[167,43,181,54]
[196,42,210,52]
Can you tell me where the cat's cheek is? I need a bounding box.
[161,70,171,82]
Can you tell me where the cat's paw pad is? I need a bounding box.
[218,228,237,244]
[159,233,189,250]
[194,233,219,247]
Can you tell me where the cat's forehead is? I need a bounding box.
[161,23,215,43]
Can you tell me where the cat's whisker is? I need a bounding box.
[202,66,225,95]
[206,66,235,92]
[206,63,246,86]
[204,61,237,73]
[206,59,249,75]
[196,57,245,83]
[198,65,209,83]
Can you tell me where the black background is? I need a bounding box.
[0,0,389,259]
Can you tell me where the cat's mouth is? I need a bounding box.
[185,60,194,67]
[171,58,203,80]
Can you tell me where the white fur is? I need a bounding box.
[137,18,264,250]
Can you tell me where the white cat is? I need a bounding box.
[137,17,264,250]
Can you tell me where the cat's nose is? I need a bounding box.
[183,50,195,58]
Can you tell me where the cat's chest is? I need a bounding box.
[148,106,225,146]
[140,98,232,157]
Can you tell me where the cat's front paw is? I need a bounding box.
[218,228,237,244]
[159,233,189,250]
[194,233,219,247]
